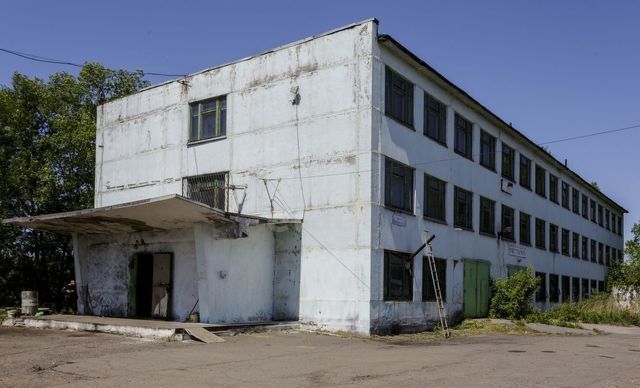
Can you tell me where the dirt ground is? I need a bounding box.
[1,326,640,387]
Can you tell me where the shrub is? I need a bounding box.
[489,268,540,320]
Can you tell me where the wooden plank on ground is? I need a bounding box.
[185,327,225,343]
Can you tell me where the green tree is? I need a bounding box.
[0,64,148,308]
[609,221,640,291]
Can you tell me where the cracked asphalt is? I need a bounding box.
[1,326,640,387]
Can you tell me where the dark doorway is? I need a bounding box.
[128,252,172,319]
[135,253,154,318]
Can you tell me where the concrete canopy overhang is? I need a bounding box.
[2,194,298,235]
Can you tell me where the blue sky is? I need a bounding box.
[1,0,638,242]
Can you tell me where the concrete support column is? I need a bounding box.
[72,233,88,314]
[194,223,212,323]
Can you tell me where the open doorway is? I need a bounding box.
[128,252,173,319]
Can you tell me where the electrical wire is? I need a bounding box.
[0,47,187,77]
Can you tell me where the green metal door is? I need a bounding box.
[463,261,477,317]
[463,260,490,318]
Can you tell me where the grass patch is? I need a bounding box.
[526,294,640,327]
[373,319,542,343]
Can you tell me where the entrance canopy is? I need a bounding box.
[2,194,274,235]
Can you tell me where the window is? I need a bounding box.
[383,251,413,301]
[189,96,227,142]
[612,214,616,234]
[549,224,559,252]
[581,194,588,219]
[501,143,515,181]
[385,67,414,127]
[572,277,580,303]
[549,274,559,303]
[423,257,447,302]
[424,174,446,222]
[535,218,546,249]
[598,281,605,294]
[562,275,570,303]
[549,175,559,204]
[520,212,531,245]
[501,205,515,240]
[535,272,546,302]
[561,228,570,256]
[605,209,610,230]
[479,130,496,170]
[611,248,617,266]
[618,216,623,236]
[590,239,596,263]
[385,158,414,212]
[590,199,596,223]
[454,187,473,230]
[618,216,622,236]
[184,172,227,210]
[582,278,589,299]
[561,182,570,209]
[597,204,603,227]
[520,155,531,189]
[582,236,588,261]
[598,242,604,265]
[424,93,446,145]
[591,279,597,295]
[454,114,473,160]
[572,188,579,214]
[572,232,580,258]
[479,196,495,235]
[535,165,546,197]
[605,245,610,267]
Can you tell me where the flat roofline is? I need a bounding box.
[377,34,627,214]
[100,17,379,107]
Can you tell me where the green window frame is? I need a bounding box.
[189,96,227,142]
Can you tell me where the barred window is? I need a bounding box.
[184,172,227,210]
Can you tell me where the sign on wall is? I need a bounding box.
[508,243,527,258]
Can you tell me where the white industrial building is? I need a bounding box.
[7,19,626,335]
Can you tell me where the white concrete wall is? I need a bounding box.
[75,228,197,321]
[95,20,378,334]
[194,223,275,323]
[369,40,625,330]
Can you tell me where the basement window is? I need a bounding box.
[189,96,227,142]
[384,251,413,301]
[423,257,447,302]
[183,172,227,210]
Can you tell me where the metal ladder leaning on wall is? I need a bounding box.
[408,233,450,339]
[425,241,450,338]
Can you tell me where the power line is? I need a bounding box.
[538,123,640,145]
[0,47,187,78]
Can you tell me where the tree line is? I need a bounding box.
[0,64,148,308]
